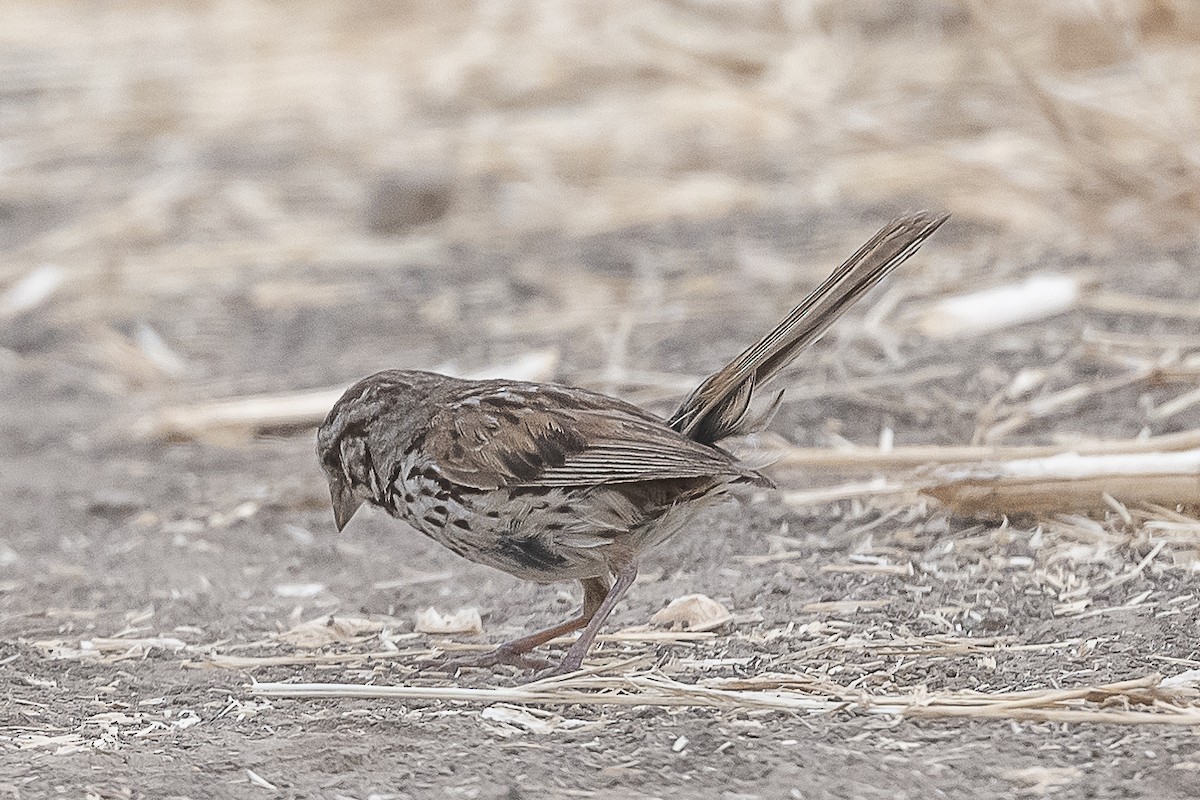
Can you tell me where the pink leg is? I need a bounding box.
[443,575,611,671]
[543,560,638,677]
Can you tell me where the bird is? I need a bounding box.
[316,212,947,675]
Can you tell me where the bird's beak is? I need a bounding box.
[329,477,364,532]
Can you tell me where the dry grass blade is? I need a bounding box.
[249,671,1200,725]
[759,429,1200,473]
[186,649,436,670]
[1087,291,1200,320]
[141,387,347,442]
[922,449,1200,516]
[913,274,1082,338]
[981,368,1154,444]
[1152,386,1200,422]
[137,350,559,441]
[780,480,916,508]
[184,627,716,671]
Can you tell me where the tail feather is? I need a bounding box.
[668,211,948,444]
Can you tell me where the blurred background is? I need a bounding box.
[5,0,1200,553]
[3,0,1199,537]
[4,0,1198,343]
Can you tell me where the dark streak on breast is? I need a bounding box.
[498,536,569,572]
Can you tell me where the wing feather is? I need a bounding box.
[424,384,758,490]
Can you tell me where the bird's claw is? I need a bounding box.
[439,645,555,673]
[525,657,584,684]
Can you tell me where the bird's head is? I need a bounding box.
[316,383,373,531]
[315,370,453,531]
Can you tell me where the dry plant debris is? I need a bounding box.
[276,615,385,649]
[414,607,485,636]
[249,670,1200,726]
[759,428,1200,473]
[913,274,1083,338]
[649,593,734,632]
[923,450,1200,515]
[138,349,560,441]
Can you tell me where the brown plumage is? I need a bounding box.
[316,212,948,675]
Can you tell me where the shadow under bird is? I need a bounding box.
[317,212,948,676]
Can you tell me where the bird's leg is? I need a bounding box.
[442,575,611,671]
[540,560,638,678]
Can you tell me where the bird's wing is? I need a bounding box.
[423,383,755,491]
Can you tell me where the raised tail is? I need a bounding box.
[667,211,948,445]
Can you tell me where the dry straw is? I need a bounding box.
[250,670,1200,726]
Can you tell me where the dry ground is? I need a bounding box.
[3,2,1200,798]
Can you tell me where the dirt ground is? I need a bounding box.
[4,213,1200,799]
[4,2,1200,799]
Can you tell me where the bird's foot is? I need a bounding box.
[523,652,586,684]
[439,644,555,673]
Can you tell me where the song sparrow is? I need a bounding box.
[317,212,947,675]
